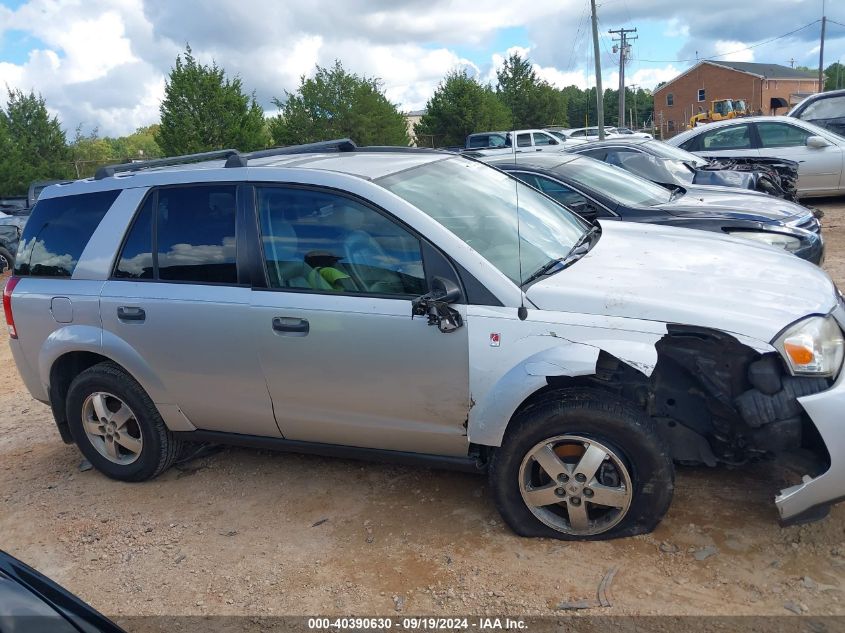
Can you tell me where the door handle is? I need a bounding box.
[272,317,309,335]
[117,306,145,322]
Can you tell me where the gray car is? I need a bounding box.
[5,140,845,540]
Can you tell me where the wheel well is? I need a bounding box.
[49,351,113,443]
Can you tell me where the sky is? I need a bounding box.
[0,0,843,136]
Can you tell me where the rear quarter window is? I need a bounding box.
[14,190,119,277]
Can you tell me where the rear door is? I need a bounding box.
[99,184,277,436]
[248,184,471,456]
[687,123,759,159]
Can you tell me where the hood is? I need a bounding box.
[526,221,838,343]
[656,186,809,223]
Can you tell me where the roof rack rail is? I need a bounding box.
[95,149,241,180]
[224,138,357,167]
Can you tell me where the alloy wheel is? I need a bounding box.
[81,392,143,465]
[518,434,632,536]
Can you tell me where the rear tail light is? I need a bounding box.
[3,276,20,339]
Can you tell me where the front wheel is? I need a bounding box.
[489,389,674,540]
[0,247,13,274]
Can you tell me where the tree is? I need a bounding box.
[496,53,567,128]
[109,125,163,161]
[156,46,268,155]
[414,70,511,147]
[270,61,409,146]
[0,89,70,196]
[69,127,114,178]
[824,62,845,91]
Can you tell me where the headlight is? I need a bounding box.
[726,230,802,252]
[774,315,844,377]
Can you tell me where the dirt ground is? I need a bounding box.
[2,201,845,621]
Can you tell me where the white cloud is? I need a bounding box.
[0,0,843,136]
[712,40,754,63]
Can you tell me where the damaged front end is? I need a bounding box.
[579,322,841,526]
[701,156,800,202]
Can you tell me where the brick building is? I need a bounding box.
[652,61,819,138]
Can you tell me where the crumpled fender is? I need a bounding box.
[467,320,664,447]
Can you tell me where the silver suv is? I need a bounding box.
[5,140,845,540]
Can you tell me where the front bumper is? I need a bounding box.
[775,303,845,522]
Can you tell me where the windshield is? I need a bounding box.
[561,157,673,206]
[643,140,708,167]
[378,158,586,285]
[548,131,568,141]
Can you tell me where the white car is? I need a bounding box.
[560,127,622,141]
[667,116,845,197]
[465,129,583,155]
[607,126,653,139]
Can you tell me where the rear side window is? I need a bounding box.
[157,186,237,283]
[15,190,119,277]
[113,185,237,284]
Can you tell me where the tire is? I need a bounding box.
[489,388,674,541]
[0,247,12,274]
[66,362,181,482]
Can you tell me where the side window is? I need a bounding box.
[114,195,154,279]
[578,148,608,161]
[256,187,426,296]
[532,175,590,208]
[533,133,552,146]
[15,190,119,277]
[156,185,237,283]
[700,124,752,150]
[571,129,585,137]
[757,122,811,148]
[802,95,845,119]
[605,149,640,167]
[666,93,674,106]
[516,133,532,148]
[697,89,706,102]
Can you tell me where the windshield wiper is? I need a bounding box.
[521,225,601,287]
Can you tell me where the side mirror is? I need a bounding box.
[548,138,559,145]
[412,276,464,333]
[807,135,830,149]
[431,276,461,303]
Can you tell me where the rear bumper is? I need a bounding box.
[775,303,845,522]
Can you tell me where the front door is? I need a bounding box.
[755,121,844,194]
[249,185,471,456]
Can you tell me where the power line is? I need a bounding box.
[633,20,820,64]
[565,5,589,71]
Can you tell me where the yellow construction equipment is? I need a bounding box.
[690,99,740,127]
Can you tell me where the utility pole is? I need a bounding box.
[818,0,826,93]
[630,83,639,129]
[609,27,637,128]
[590,0,605,140]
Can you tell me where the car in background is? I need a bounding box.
[465,129,583,155]
[789,88,845,137]
[568,138,796,199]
[482,153,824,263]
[606,126,653,139]
[557,126,624,140]
[0,550,124,632]
[0,181,55,272]
[666,116,845,197]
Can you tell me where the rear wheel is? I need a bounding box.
[489,389,674,540]
[66,362,181,481]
